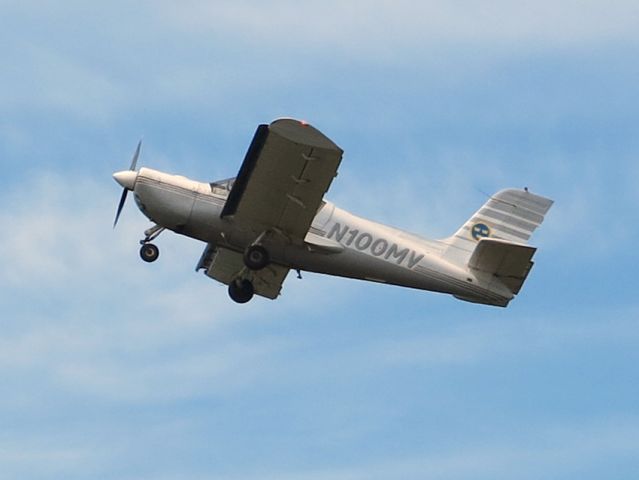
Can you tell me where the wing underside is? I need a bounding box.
[221,118,343,242]
[200,119,342,299]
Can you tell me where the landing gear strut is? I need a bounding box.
[228,278,254,303]
[138,224,164,263]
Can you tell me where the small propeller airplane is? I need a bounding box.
[113,118,553,306]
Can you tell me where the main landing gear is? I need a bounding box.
[227,239,272,304]
[138,224,164,263]
[228,278,254,304]
[243,244,269,270]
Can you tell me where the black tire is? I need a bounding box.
[140,243,159,263]
[228,279,254,304]
[243,245,269,270]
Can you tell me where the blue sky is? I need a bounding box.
[1,1,639,479]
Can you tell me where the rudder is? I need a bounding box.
[443,188,553,265]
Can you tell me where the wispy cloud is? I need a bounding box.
[162,1,639,54]
[4,0,639,129]
[0,172,358,406]
[180,416,639,480]
[2,3,638,479]
[368,307,639,369]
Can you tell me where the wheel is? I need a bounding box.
[243,245,269,270]
[139,243,159,263]
[228,279,254,303]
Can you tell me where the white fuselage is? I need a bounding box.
[131,167,512,305]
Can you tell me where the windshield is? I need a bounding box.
[209,177,235,197]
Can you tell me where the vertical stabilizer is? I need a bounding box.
[442,188,553,266]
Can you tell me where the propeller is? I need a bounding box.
[113,140,142,228]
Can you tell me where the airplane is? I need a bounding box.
[113,118,553,306]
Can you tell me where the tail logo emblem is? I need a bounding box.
[471,223,491,240]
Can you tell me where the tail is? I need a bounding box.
[442,188,553,306]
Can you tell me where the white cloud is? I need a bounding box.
[1,4,637,479]
[4,413,638,480]
[0,442,97,477]
[3,0,639,127]
[0,173,135,288]
[331,149,508,239]
[193,416,639,480]
[262,305,639,389]
[161,0,639,55]
[0,172,359,404]
[0,42,124,124]
[368,307,639,369]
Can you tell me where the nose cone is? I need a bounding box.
[113,170,138,190]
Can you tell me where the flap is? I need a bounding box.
[221,119,343,242]
[304,231,344,253]
[198,245,289,300]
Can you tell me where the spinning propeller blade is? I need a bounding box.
[113,189,128,228]
[130,140,141,170]
[113,140,142,228]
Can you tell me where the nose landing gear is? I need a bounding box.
[138,224,165,263]
[139,243,159,263]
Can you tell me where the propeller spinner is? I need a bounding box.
[113,140,142,228]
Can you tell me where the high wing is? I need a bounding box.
[221,118,343,242]
[200,119,343,300]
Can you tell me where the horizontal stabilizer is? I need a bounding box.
[468,238,536,295]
